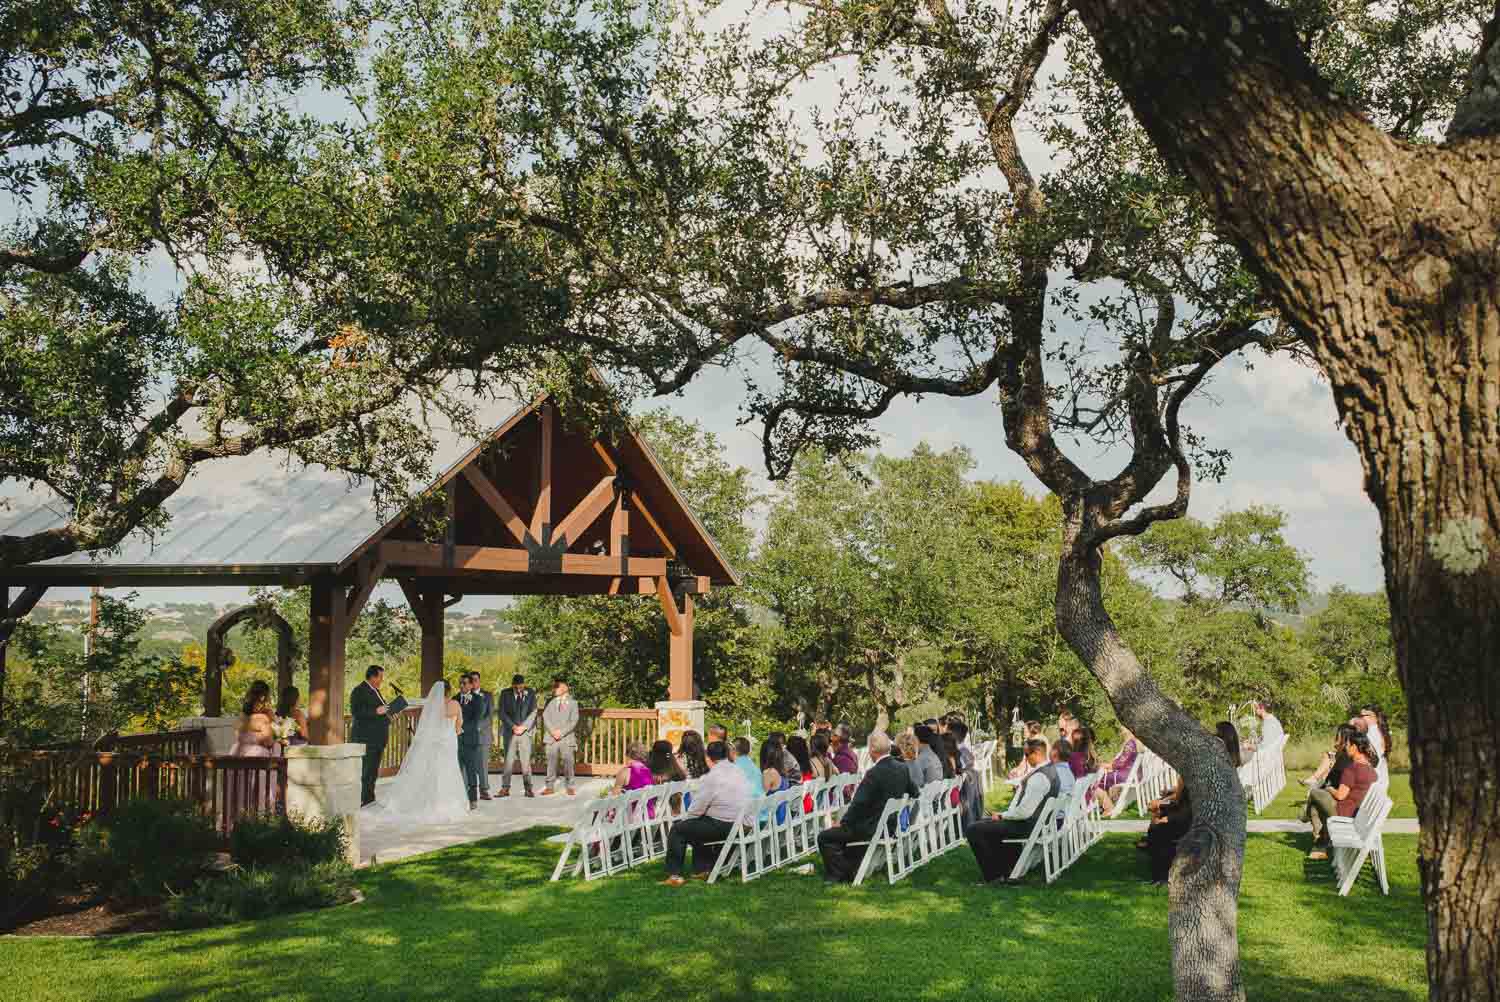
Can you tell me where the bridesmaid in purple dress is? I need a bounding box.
[231,681,276,758]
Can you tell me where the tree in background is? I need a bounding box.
[1302,587,1403,730]
[512,411,767,711]
[4,594,197,744]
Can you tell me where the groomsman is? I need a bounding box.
[499,673,538,797]
[541,676,578,796]
[470,670,495,800]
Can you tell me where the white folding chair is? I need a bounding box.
[850,795,914,886]
[1002,796,1059,882]
[550,794,631,881]
[1328,787,1393,896]
[1107,752,1147,819]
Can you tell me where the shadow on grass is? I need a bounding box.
[20,829,1424,1002]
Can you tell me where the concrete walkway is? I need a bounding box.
[357,774,611,867]
[1099,819,1419,835]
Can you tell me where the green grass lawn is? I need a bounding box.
[1255,771,1416,821]
[2,830,1425,1002]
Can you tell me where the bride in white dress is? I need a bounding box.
[365,679,471,825]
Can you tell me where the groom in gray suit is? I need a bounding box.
[470,670,495,800]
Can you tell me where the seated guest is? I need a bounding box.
[809,732,838,781]
[831,726,859,774]
[706,723,729,751]
[1092,726,1140,814]
[1068,726,1098,778]
[817,732,919,882]
[1358,704,1390,761]
[787,735,814,785]
[1049,739,1076,797]
[661,741,749,886]
[895,732,922,788]
[648,739,688,814]
[732,737,762,795]
[1008,721,1047,779]
[1146,722,1240,884]
[1056,709,1077,747]
[678,729,710,779]
[1301,724,1357,801]
[914,725,951,784]
[939,733,962,779]
[966,739,1056,884]
[768,730,801,783]
[949,719,976,771]
[1306,731,1379,861]
[610,740,654,795]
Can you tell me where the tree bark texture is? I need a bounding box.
[1057,506,1248,1002]
[1071,3,1500,998]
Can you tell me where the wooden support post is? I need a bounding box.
[532,403,554,541]
[400,579,445,694]
[204,628,225,717]
[668,590,695,702]
[0,584,45,733]
[307,575,347,745]
[419,591,444,693]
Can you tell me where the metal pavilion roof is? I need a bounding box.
[0,396,530,583]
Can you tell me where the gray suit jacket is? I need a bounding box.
[474,689,494,746]
[542,695,579,746]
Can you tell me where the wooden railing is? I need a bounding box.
[577,709,658,776]
[28,727,207,758]
[344,707,422,777]
[12,751,287,841]
[352,705,662,780]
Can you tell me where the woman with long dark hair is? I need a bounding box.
[275,685,309,745]
[786,735,814,783]
[677,730,710,779]
[808,732,837,781]
[914,724,951,782]
[232,681,275,757]
[1068,726,1099,777]
[1215,721,1243,769]
[1307,731,1380,861]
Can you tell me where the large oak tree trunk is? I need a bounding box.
[1067,3,1500,997]
[1055,508,1248,1002]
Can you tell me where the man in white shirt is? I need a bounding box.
[965,739,1058,884]
[662,741,748,886]
[1256,701,1285,750]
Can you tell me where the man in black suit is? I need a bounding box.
[457,674,486,808]
[817,731,919,882]
[498,673,538,797]
[349,665,391,806]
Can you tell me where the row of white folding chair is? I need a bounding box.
[974,739,998,792]
[1106,750,1147,818]
[849,777,964,885]
[1137,747,1178,808]
[704,773,864,883]
[549,778,701,881]
[1328,780,1393,896]
[1002,795,1062,882]
[1043,772,1103,877]
[1240,733,1289,814]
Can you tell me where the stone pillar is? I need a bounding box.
[176,716,240,756]
[656,699,706,750]
[284,743,363,865]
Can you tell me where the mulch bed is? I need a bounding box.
[5,893,166,937]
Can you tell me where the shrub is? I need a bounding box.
[228,811,347,867]
[73,798,218,900]
[0,763,89,928]
[162,859,355,929]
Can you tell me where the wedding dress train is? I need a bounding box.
[363,681,472,826]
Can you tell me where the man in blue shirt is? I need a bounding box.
[732,737,763,796]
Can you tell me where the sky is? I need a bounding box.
[8,2,1388,610]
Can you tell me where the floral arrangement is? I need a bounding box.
[270,716,299,743]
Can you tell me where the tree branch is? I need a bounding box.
[1449,1,1500,139]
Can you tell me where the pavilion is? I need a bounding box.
[0,393,740,746]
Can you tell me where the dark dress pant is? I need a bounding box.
[665,816,733,876]
[818,826,872,882]
[966,817,1034,882]
[361,739,386,805]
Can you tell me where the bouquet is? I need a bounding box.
[271,716,299,743]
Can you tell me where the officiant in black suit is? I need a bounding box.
[349,665,391,806]
[457,674,486,809]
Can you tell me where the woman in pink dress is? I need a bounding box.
[231,681,276,757]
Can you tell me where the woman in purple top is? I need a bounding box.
[1092,727,1139,815]
[1068,725,1099,778]
[611,741,655,795]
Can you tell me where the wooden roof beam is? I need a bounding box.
[593,441,675,558]
[380,540,666,578]
[461,465,530,546]
[552,476,617,550]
